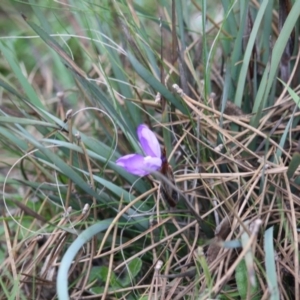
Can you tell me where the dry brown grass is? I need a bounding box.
[2,86,300,299]
[1,1,300,299]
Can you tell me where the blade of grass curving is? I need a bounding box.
[252,2,300,113]
[56,218,114,300]
[127,51,188,114]
[0,41,44,109]
[234,0,269,108]
[264,226,280,300]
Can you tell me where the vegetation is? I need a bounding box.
[0,0,299,299]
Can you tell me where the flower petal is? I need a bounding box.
[137,124,161,158]
[143,156,162,173]
[116,154,147,176]
[116,154,161,176]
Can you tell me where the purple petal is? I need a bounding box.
[116,154,147,176]
[116,154,162,176]
[143,156,162,173]
[137,124,161,158]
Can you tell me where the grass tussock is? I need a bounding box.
[0,1,300,299]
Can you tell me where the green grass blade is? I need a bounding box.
[234,0,269,108]
[0,41,44,109]
[287,153,300,179]
[229,0,249,101]
[264,226,280,300]
[127,51,188,114]
[57,219,114,300]
[252,2,300,113]
[261,0,274,64]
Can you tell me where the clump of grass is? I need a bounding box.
[0,1,300,299]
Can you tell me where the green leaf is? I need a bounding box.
[236,259,260,300]
[236,259,248,299]
[120,257,142,287]
[90,266,120,288]
[264,227,280,300]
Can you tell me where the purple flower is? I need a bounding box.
[116,124,162,176]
